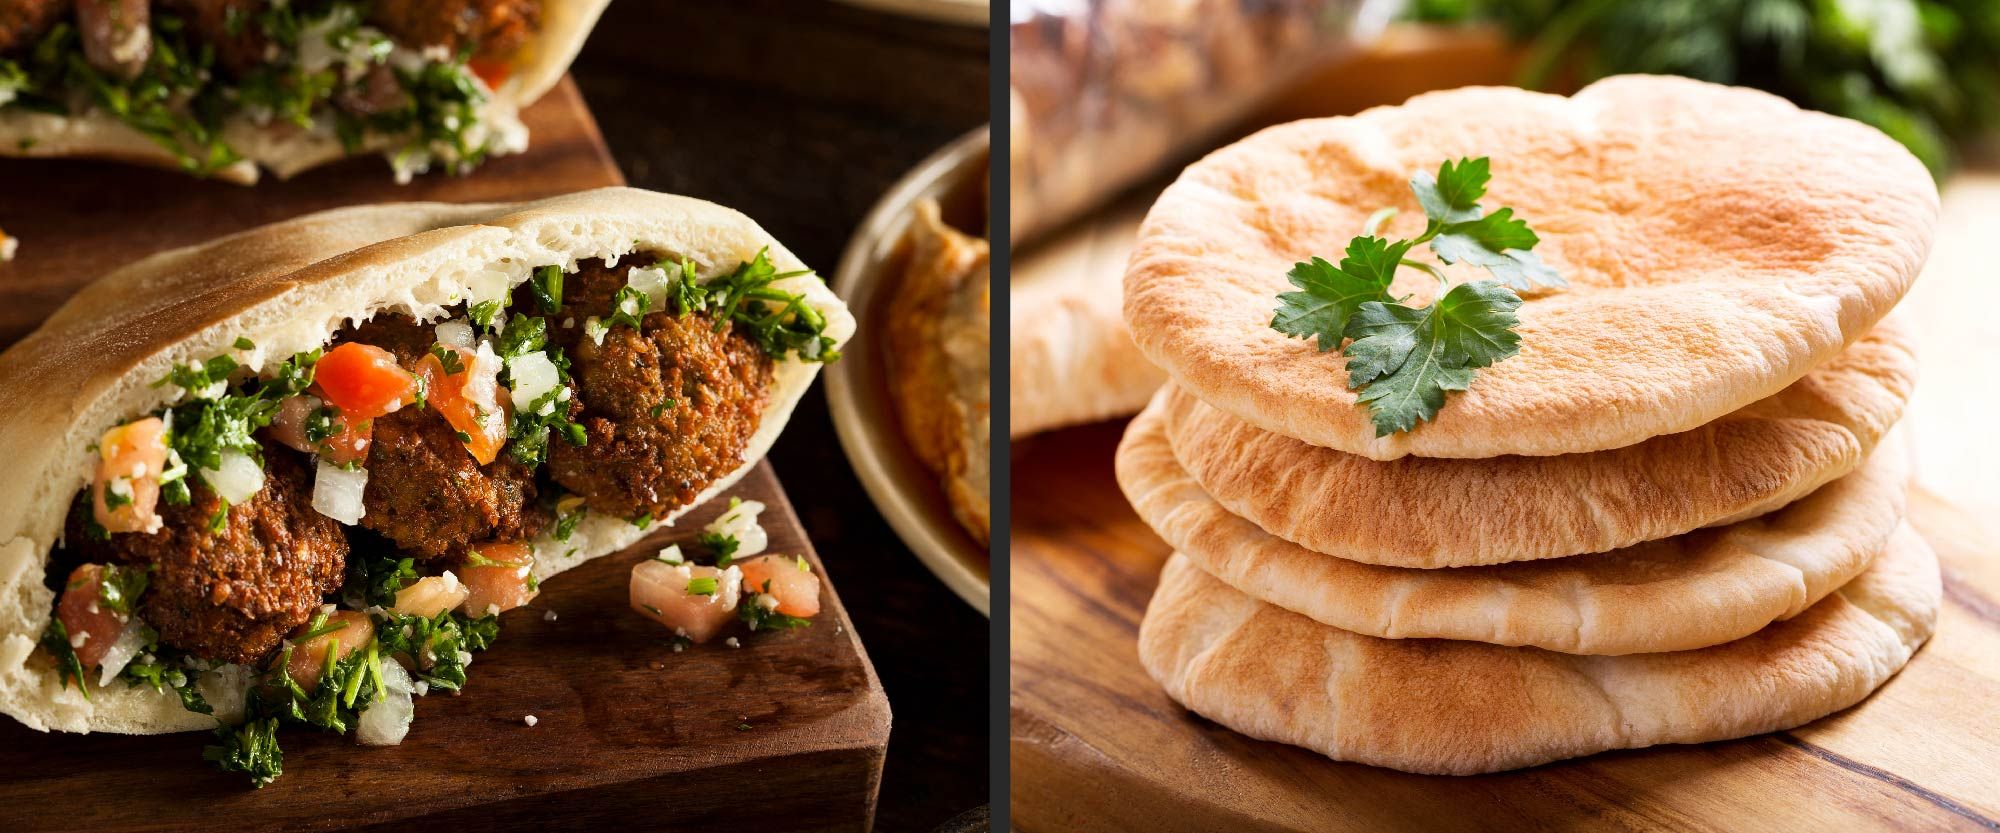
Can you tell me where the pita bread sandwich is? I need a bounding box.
[0,187,853,785]
[0,0,609,183]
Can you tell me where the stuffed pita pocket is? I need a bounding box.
[0,187,852,785]
[0,0,609,183]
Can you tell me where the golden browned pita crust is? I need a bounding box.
[1124,75,1937,460]
[0,187,853,735]
[0,0,609,183]
[1139,526,1938,775]
[1156,320,1915,567]
[1119,397,1909,654]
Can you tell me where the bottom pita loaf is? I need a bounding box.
[1138,525,1939,774]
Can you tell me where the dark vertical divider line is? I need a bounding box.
[989,2,1014,830]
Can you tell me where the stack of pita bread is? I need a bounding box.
[1115,76,1943,774]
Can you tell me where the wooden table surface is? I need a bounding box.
[0,69,896,831]
[1006,24,2000,832]
[570,4,992,831]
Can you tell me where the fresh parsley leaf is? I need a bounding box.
[686,576,719,596]
[1429,207,1564,292]
[1269,157,1555,435]
[696,249,840,363]
[1409,156,1488,223]
[1342,281,1523,435]
[1270,237,1407,351]
[233,337,256,350]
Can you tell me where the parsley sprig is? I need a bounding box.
[1271,157,1563,436]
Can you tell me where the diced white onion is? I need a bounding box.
[96,619,151,686]
[356,659,415,746]
[583,316,608,346]
[656,544,685,564]
[313,461,368,524]
[463,342,504,432]
[705,500,769,558]
[434,318,474,349]
[507,352,560,410]
[626,265,672,310]
[202,449,265,505]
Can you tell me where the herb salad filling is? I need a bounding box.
[0,0,539,180]
[37,248,838,786]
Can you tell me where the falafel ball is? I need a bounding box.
[541,258,776,520]
[66,443,347,665]
[341,314,547,559]
[367,0,539,63]
[0,0,70,54]
[165,0,269,76]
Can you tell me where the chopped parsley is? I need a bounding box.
[528,265,564,314]
[685,576,719,597]
[647,250,841,363]
[697,532,740,567]
[738,593,811,632]
[205,718,282,787]
[493,315,585,467]
[97,564,151,616]
[38,618,88,699]
[469,300,503,333]
[370,609,498,693]
[608,285,651,331]
[429,344,466,375]
[551,495,586,542]
[1270,157,1561,435]
[152,347,321,504]
[343,549,418,608]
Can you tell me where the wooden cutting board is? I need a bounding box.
[1009,421,2000,833]
[0,79,890,832]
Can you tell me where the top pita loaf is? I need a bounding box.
[1124,75,1937,459]
[0,187,853,735]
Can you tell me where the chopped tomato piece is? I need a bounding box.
[56,564,127,671]
[460,542,537,617]
[92,417,168,534]
[283,610,374,694]
[316,343,418,419]
[736,556,821,618]
[267,395,372,466]
[413,348,511,465]
[392,573,470,619]
[630,561,738,643]
[468,57,511,89]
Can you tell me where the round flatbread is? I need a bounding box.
[1155,319,1915,567]
[1119,397,1908,654]
[1010,199,1165,438]
[1138,525,1939,775]
[1124,75,1937,459]
[0,0,610,183]
[0,188,852,736]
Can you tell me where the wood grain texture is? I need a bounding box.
[1008,421,2000,833]
[1,464,890,832]
[0,78,890,831]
